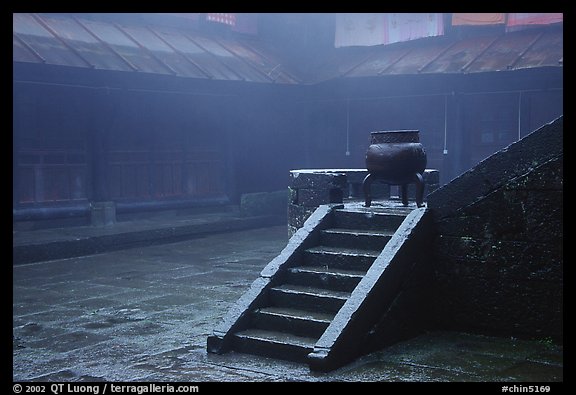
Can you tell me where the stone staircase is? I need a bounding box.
[210,205,412,364]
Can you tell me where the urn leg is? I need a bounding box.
[414,172,425,208]
[362,173,375,207]
[401,184,408,206]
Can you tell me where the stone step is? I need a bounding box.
[334,209,407,231]
[251,306,333,338]
[232,329,317,362]
[320,228,393,250]
[269,284,350,314]
[286,265,365,292]
[303,246,379,271]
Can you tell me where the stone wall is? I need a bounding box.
[427,116,563,341]
[240,190,288,219]
[288,170,348,236]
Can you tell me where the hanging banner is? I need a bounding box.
[383,13,444,45]
[335,13,386,48]
[335,13,444,47]
[207,13,236,27]
[452,13,506,26]
[506,13,563,27]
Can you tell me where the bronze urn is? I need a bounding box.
[363,130,427,207]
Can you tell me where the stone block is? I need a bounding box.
[90,202,116,227]
[289,171,347,189]
[423,169,440,185]
[288,187,298,204]
[434,236,563,281]
[433,273,562,340]
[240,190,288,217]
[297,188,343,207]
[288,203,316,231]
[506,155,563,191]
[456,189,563,243]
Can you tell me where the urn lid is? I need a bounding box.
[371,130,419,134]
[370,130,420,143]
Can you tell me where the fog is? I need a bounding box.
[13,13,563,221]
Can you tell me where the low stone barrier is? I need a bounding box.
[288,168,439,235]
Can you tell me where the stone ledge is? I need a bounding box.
[13,215,284,265]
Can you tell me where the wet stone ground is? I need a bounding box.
[13,226,562,382]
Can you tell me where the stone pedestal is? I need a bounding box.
[288,170,348,235]
[288,169,440,236]
[90,201,116,227]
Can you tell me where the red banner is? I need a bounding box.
[506,13,563,26]
[452,13,505,26]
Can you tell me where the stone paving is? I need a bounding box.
[13,222,563,382]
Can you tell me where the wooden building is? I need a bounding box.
[13,13,563,227]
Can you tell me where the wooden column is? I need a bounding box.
[89,87,115,202]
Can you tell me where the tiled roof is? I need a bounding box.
[13,13,562,85]
[312,25,563,81]
[13,13,300,84]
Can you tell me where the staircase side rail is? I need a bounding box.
[428,116,562,219]
[207,204,342,354]
[307,207,433,371]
